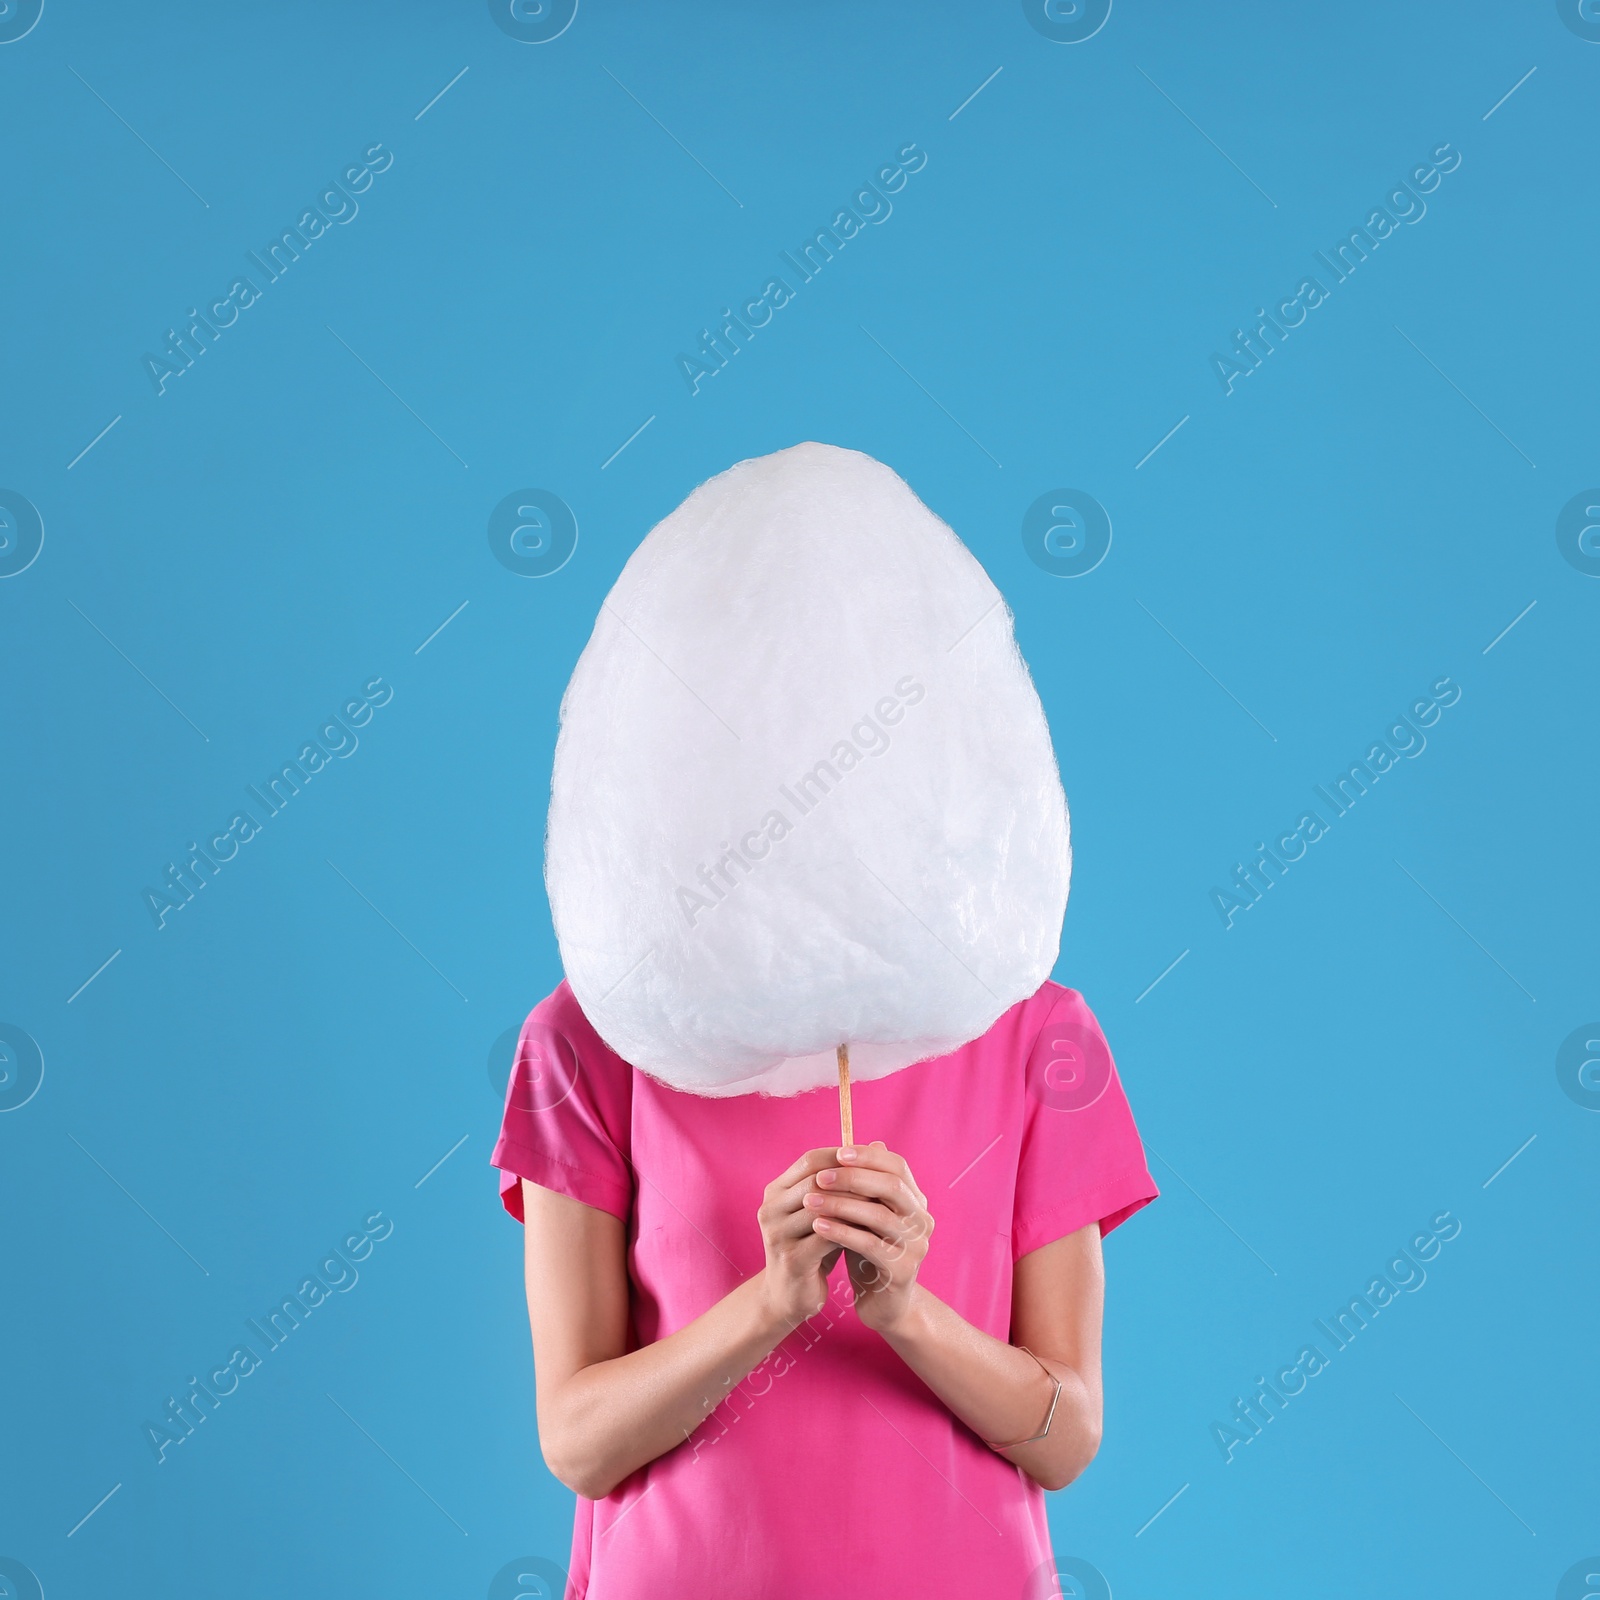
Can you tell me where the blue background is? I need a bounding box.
[2,1,1595,1595]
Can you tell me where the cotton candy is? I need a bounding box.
[545,442,1070,1096]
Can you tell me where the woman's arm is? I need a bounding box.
[805,1143,1104,1491]
[878,1229,1103,1490]
[520,1148,845,1499]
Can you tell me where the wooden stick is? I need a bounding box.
[836,1043,853,1147]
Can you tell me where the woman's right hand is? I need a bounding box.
[756,1147,845,1327]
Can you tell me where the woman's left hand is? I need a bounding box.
[803,1142,933,1333]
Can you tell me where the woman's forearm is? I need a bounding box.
[525,1150,852,1500]
[877,1285,1101,1491]
[541,1274,794,1498]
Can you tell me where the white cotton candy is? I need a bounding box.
[545,442,1070,1097]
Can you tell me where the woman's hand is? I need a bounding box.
[804,1142,933,1333]
[756,1147,845,1328]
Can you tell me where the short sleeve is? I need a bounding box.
[1012,986,1158,1259]
[490,982,634,1224]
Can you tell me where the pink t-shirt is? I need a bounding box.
[491,978,1157,1600]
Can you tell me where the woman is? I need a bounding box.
[492,975,1157,1598]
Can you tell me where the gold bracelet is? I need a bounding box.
[984,1345,1063,1451]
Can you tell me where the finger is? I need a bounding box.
[781,1201,907,1253]
[805,1193,906,1239]
[765,1152,846,1217]
[792,1230,840,1267]
[816,1165,921,1215]
[773,1147,847,1189]
[774,1209,825,1248]
[838,1142,920,1199]
[846,1249,895,1291]
[810,1214,895,1265]
[770,1168,840,1215]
